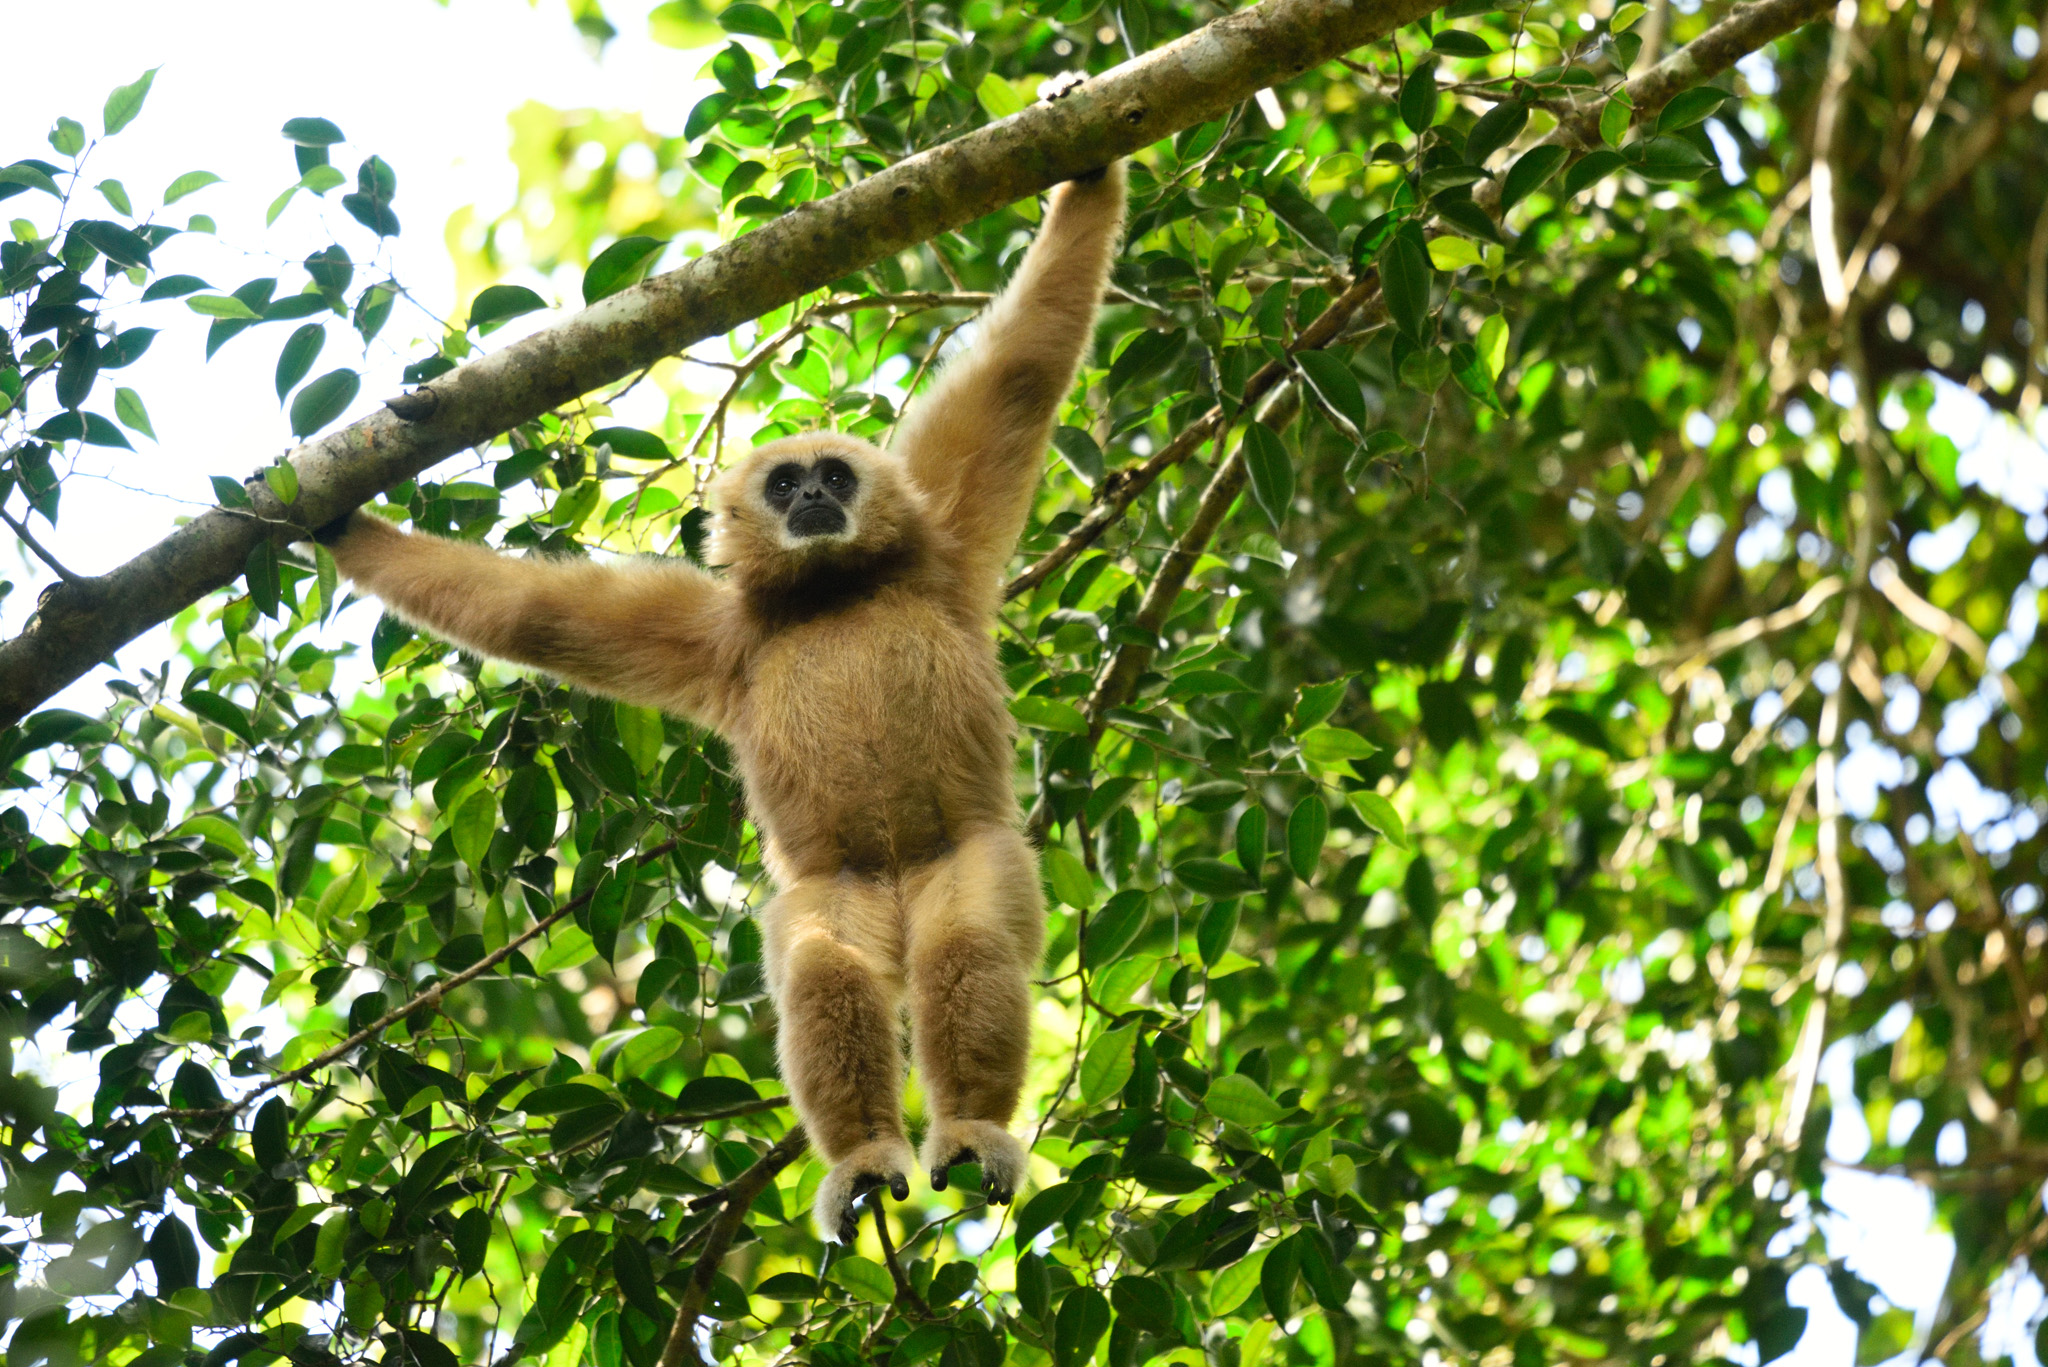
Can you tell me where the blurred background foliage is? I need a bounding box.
[1,0,2046,1365]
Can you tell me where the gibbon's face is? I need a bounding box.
[706,433,925,588]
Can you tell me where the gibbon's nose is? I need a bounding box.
[786,493,848,538]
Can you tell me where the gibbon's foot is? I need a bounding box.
[813,1136,915,1244]
[922,1119,1025,1205]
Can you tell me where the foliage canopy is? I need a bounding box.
[2,1,2046,1366]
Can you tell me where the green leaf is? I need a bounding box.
[1563,148,1627,196]
[1286,795,1329,881]
[1204,1073,1286,1126]
[1173,858,1259,897]
[1111,1275,1175,1334]
[1295,351,1366,432]
[264,463,298,505]
[978,72,1028,119]
[829,1254,896,1305]
[1378,228,1433,341]
[312,1214,348,1279]
[289,369,360,438]
[718,2,786,39]
[1209,1246,1271,1315]
[1053,1287,1110,1367]
[1010,695,1088,733]
[187,294,264,321]
[1631,133,1714,181]
[1433,28,1494,55]
[1464,100,1528,165]
[1298,726,1376,764]
[1399,62,1440,133]
[0,162,63,197]
[535,925,596,976]
[1450,342,1507,414]
[1080,1024,1137,1104]
[469,284,547,334]
[1083,888,1149,967]
[1197,899,1241,966]
[1052,425,1105,484]
[164,170,223,204]
[589,426,672,460]
[1657,87,1730,132]
[1611,2,1648,30]
[103,68,160,136]
[275,324,325,402]
[113,388,155,440]
[1261,1235,1302,1322]
[1241,420,1294,529]
[1428,235,1482,271]
[142,273,209,301]
[1501,144,1568,211]
[95,179,131,215]
[1348,790,1410,849]
[49,118,86,157]
[583,236,667,304]
[282,116,345,146]
[616,703,665,773]
[451,789,496,871]
[1477,313,1509,378]
[1043,844,1094,910]
[1598,91,1634,149]
[521,1082,616,1116]
[619,1026,684,1075]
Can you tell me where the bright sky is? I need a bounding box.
[5,4,2042,1364]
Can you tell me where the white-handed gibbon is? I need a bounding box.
[311,158,1126,1241]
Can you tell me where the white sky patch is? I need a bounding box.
[2,0,704,717]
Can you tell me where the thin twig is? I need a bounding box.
[660,1128,811,1367]
[174,833,689,1123]
[872,1197,933,1320]
[1004,272,1383,602]
[0,505,86,585]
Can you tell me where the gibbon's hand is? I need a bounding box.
[1040,72,1108,183]
[308,510,360,547]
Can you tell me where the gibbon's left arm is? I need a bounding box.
[891,160,1126,591]
[315,512,741,723]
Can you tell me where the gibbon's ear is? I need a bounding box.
[706,432,930,594]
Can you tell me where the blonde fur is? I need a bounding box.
[320,165,1126,1241]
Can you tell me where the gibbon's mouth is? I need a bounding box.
[786,503,848,539]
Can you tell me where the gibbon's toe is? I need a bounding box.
[812,1137,915,1243]
[921,1120,1026,1205]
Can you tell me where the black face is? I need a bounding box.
[764,456,859,539]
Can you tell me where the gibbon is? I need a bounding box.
[310,159,1126,1241]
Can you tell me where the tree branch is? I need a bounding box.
[1005,272,1382,602]
[1476,0,1837,210]
[0,0,1452,729]
[660,1128,811,1367]
[174,836,684,1124]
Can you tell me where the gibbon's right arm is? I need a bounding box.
[316,512,740,721]
[890,160,1126,594]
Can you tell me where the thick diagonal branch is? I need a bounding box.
[0,0,1453,729]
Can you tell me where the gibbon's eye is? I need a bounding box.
[764,463,805,506]
[818,458,857,498]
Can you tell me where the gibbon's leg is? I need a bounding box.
[904,826,1046,1204]
[760,874,915,1242]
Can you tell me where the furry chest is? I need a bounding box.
[735,603,1011,868]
